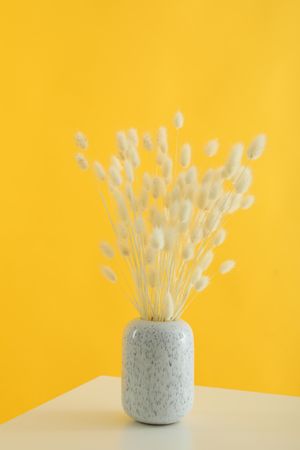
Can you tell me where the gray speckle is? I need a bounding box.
[122,319,194,425]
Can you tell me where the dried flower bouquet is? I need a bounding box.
[74,112,266,322]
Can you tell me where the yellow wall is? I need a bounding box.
[1,0,300,423]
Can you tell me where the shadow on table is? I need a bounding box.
[12,408,193,449]
[119,418,192,450]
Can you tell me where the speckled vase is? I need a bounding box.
[122,319,194,425]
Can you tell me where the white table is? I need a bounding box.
[1,376,299,450]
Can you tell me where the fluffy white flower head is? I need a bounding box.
[247,134,266,160]
[173,111,184,129]
[75,131,88,150]
[75,153,88,170]
[204,139,219,157]
[219,259,236,274]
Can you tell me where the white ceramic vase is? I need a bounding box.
[122,319,194,425]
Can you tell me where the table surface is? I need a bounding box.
[0,376,299,450]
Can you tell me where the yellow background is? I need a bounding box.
[0,0,300,423]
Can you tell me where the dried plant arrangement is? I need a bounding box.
[74,112,266,322]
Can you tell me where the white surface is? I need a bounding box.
[0,376,299,450]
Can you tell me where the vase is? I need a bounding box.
[122,319,194,425]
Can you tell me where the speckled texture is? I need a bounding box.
[122,319,194,425]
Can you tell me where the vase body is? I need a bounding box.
[122,319,194,425]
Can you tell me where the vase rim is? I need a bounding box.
[132,317,187,325]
